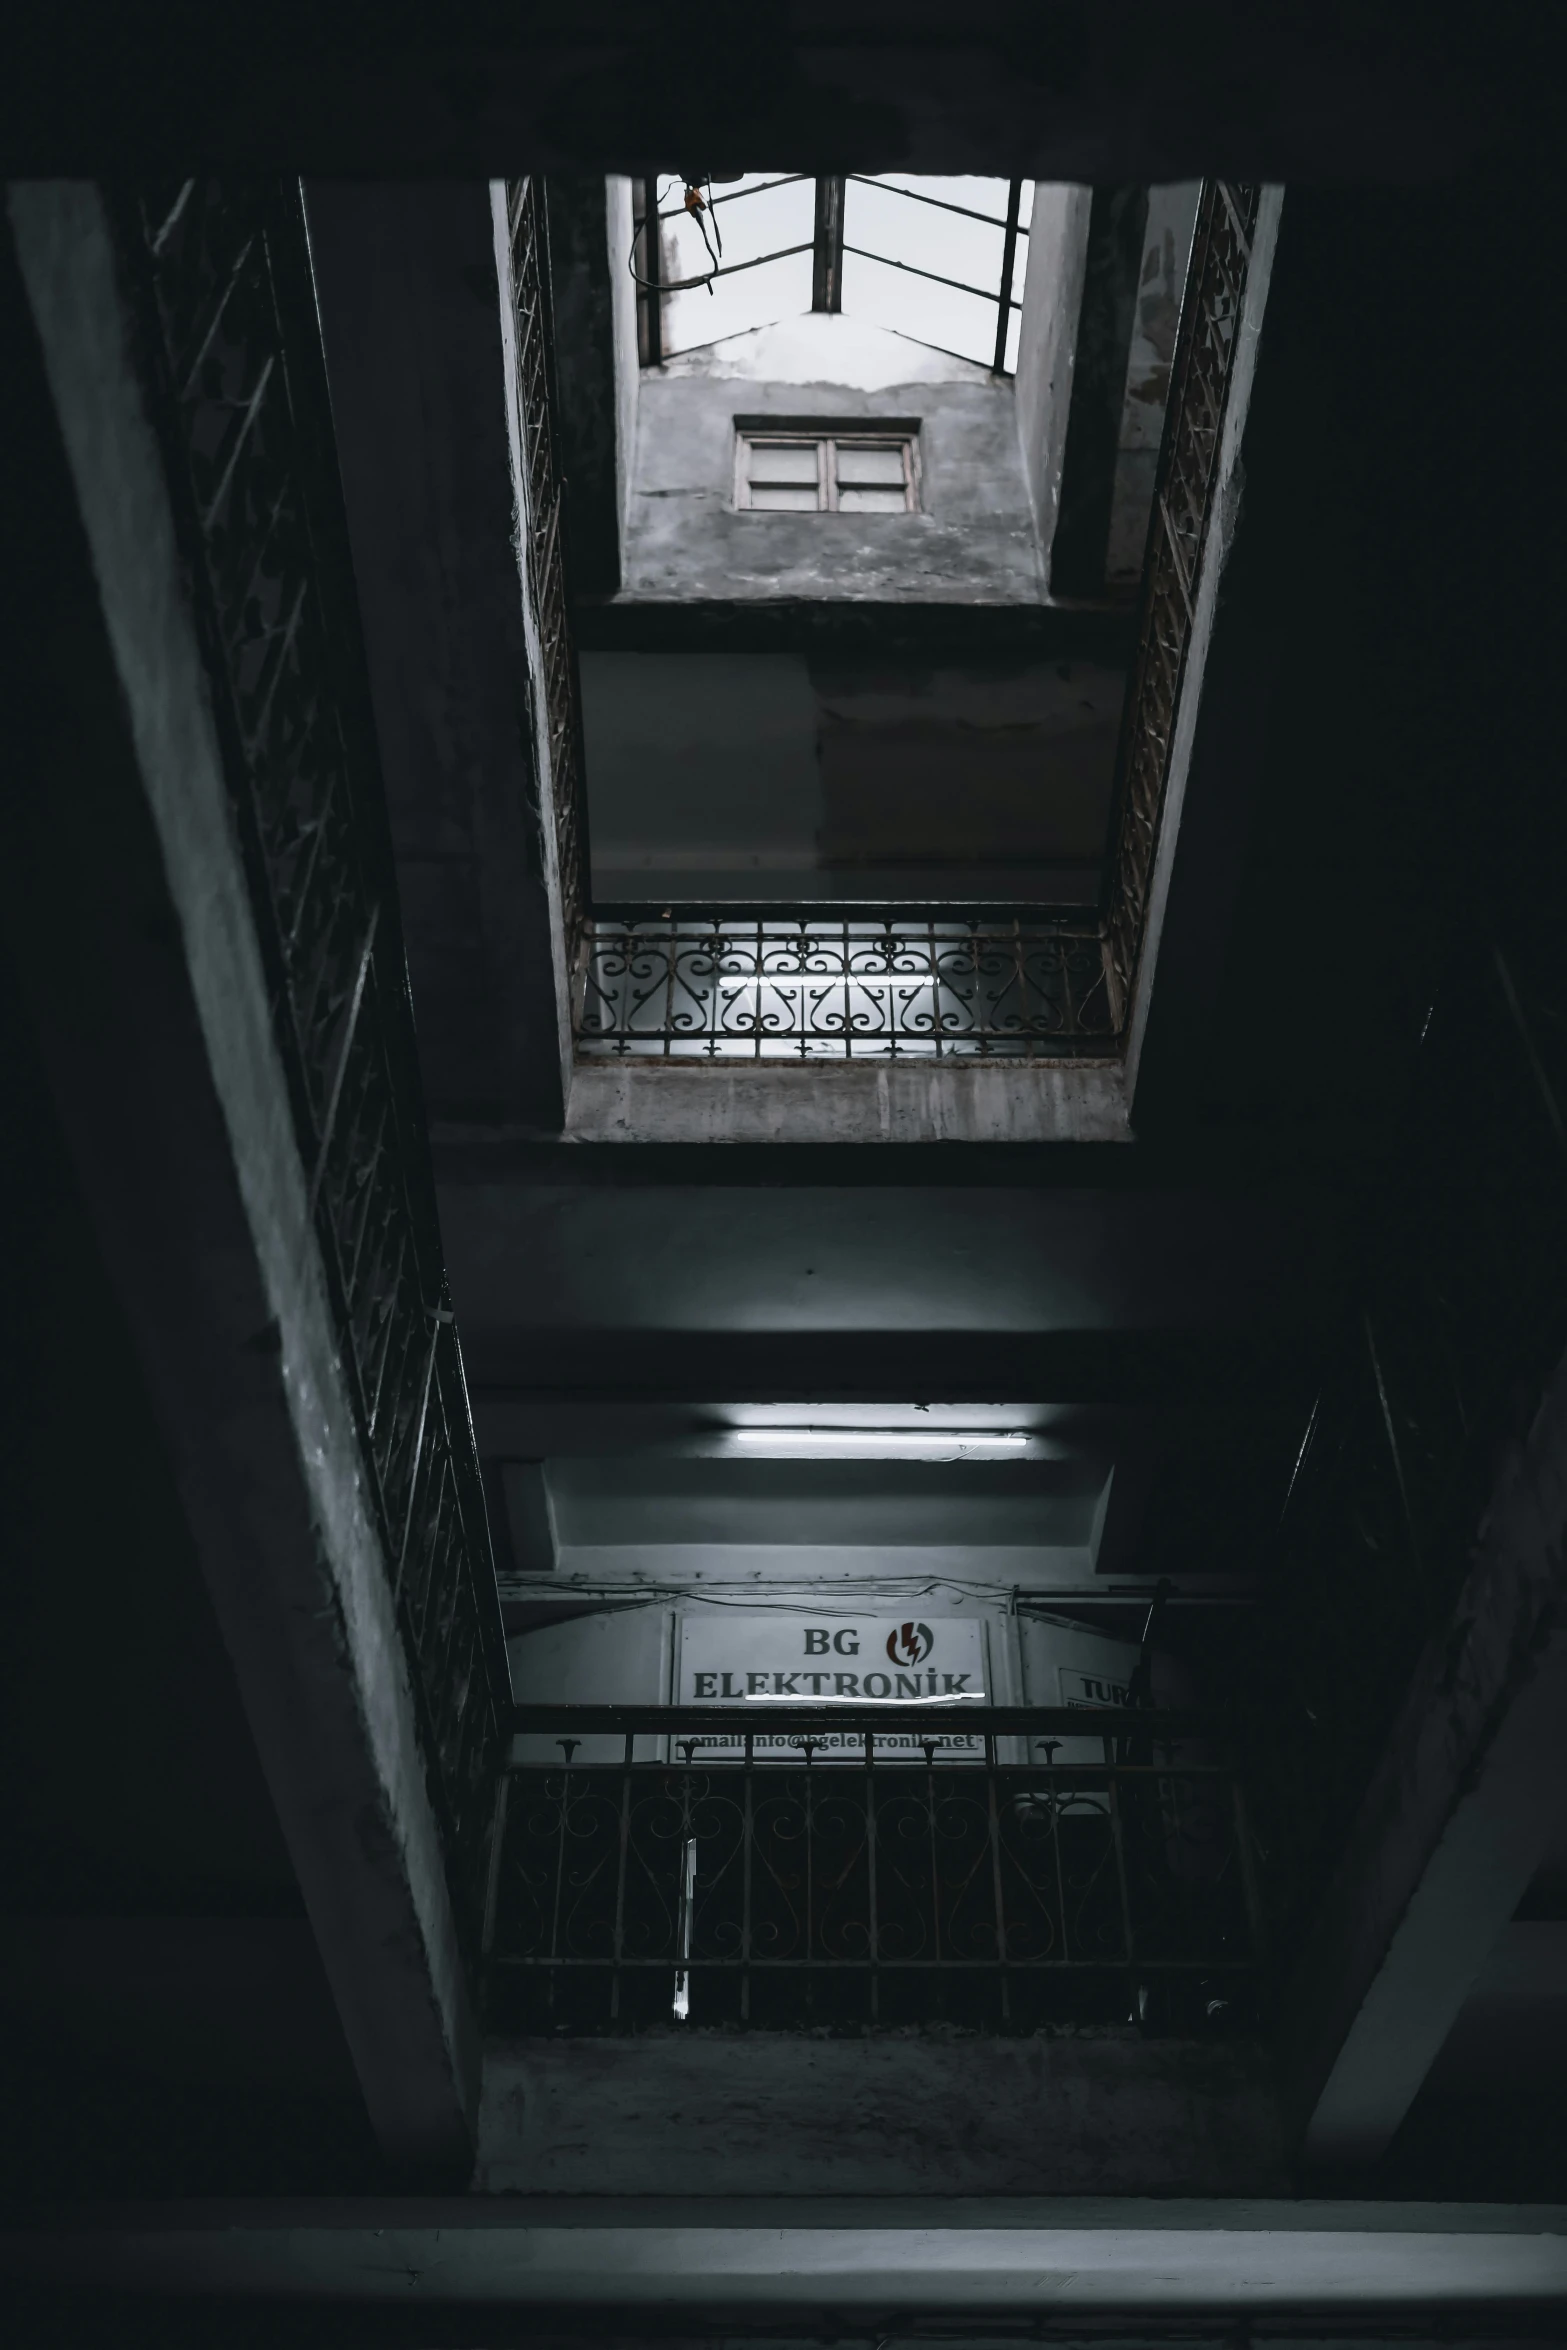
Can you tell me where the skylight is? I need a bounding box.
[652,174,815,357]
[841,176,1032,372]
[641,175,1030,372]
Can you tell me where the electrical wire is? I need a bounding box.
[499,1577,1243,1618]
[629,173,725,297]
[628,173,813,303]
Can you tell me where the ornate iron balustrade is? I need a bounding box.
[486,1707,1261,2031]
[121,179,510,1952]
[1102,182,1262,1022]
[578,915,1116,1060]
[504,178,591,961]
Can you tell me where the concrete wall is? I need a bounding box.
[1014,183,1092,561]
[583,647,819,899]
[607,174,639,550]
[546,173,628,597]
[1106,184,1200,584]
[476,2031,1289,2195]
[622,319,1041,605]
[582,645,1123,904]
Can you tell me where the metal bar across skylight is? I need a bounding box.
[651,174,813,224]
[648,241,816,295]
[841,244,1022,310]
[845,174,1031,236]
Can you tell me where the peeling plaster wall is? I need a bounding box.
[622,352,1040,606]
[1106,185,1200,584]
[1014,183,1091,560]
[607,175,639,554]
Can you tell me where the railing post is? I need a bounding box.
[984,1732,1011,2025]
[1105,1734,1139,2017]
[921,1740,943,1989]
[1231,1766,1269,1967]
[742,1731,754,2024]
[802,1738,817,2017]
[481,1768,510,1965]
[610,1731,633,2022]
[864,1728,880,2025]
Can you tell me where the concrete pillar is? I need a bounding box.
[1282,1333,1567,2169]
[3,180,482,2175]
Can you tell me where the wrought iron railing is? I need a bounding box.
[1243,934,1567,1949]
[504,177,591,963]
[578,916,1115,1060]
[120,179,510,1952]
[486,1706,1261,2031]
[1101,181,1263,1022]
[547,181,1262,1062]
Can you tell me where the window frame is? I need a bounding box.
[733,421,922,515]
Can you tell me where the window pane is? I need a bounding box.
[842,176,1011,367]
[874,172,1024,234]
[838,485,909,514]
[747,443,819,484]
[839,247,1000,369]
[749,483,820,511]
[657,174,816,359]
[834,444,906,486]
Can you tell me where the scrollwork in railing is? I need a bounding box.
[1101,182,1262,1026]
[121,178,510,1951]
[578,915,1116,1061]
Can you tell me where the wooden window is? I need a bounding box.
[736,426,919,513]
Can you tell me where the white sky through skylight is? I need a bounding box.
[658,175,815,354]
[655,175,1030,371]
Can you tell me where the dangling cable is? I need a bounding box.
[683,177,723,285]
[629,174,725,297]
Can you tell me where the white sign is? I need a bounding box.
[675,1612,988,1762]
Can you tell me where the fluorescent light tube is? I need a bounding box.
[730,1428,1029,1457]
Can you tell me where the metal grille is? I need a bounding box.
[487,1708,1260,2032]
[578,917,1115,1060]
[505,178,590,961]
[1247,936,1567,1949]
[1102,182,1262,1020]
[125,178,509,1949]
